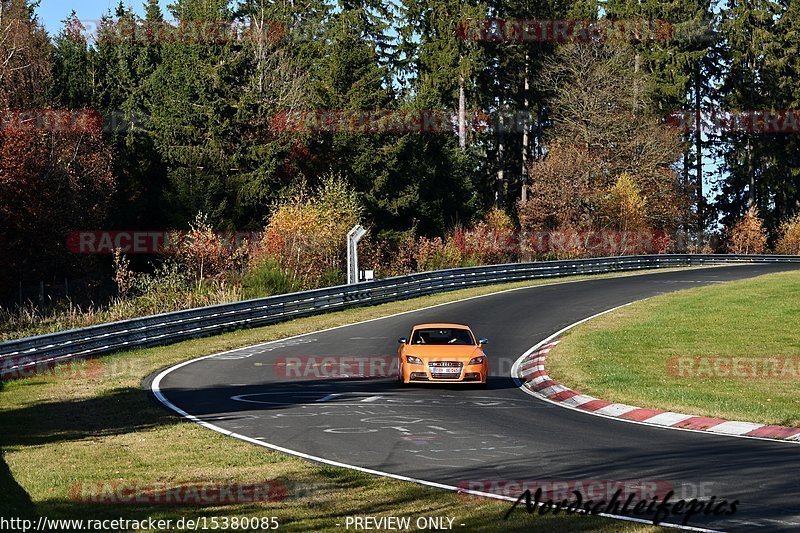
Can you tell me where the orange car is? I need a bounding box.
[397,323,489,385]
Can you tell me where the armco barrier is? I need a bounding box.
[2,254,798,378]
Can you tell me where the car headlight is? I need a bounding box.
[406,355,423,365]
[468,356,485,365]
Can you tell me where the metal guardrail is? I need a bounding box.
[2,254,799,378]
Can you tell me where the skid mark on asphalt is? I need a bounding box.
[210,337,319,360]
[220,390,533,467]
[403,436,529,467]
[229,390,539,408]
[315,393,343,402]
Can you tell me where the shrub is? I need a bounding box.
[361,233,418,278]
[251,174,362,289]
[599,173,648,231]
[651,230,672,254]
[112,249,136,297]
[176,213,249,284]
[518,143,596,232]
[416,237,463,271]
[127,261,194,311]
[776,212,800,255]
[108,260,242,318]
[242,259,300,298]
[728,206,767,254]
[455,208,518,265]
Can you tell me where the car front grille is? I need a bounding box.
[428,361,463,379]
[429,373,461,379]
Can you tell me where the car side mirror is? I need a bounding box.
[398,338,407,344]
[478,338,489,346]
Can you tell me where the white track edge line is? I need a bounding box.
[148,266,742,533]
[152,358,717,532]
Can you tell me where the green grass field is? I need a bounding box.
[548,269,800,427]
[0,271,675,532]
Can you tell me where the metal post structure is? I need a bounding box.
[347,225,367,284]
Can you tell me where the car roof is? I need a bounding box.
[411,323,472,330]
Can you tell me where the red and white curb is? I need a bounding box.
[512,309,800,445]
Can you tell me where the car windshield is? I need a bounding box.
[410,328,475,345]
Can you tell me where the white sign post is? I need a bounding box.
[347,225,367,284]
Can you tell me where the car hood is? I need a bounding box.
[405,345,484,361]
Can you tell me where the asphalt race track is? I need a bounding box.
[152,264,800,532]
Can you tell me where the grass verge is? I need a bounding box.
[0,270,686,532]
[547,269,800,427]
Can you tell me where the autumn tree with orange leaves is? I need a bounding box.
[0,0,115,293]
[776,212,800,255]
[727,207,768,254]
[249,175,362,289]
[518,41,686,242]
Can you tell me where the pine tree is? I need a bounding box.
[393,0,492,231]
[763,0,800,225]
[147,0,243,226]
[715,0,782,231]
[480,0,576,208]
[231,0,325,224]
[604,0,713,114]
[310,4,399,235]
[51,11,94,108]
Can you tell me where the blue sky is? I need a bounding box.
[36,0,171,35]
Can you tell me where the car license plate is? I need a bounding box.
[431,367,460,374]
